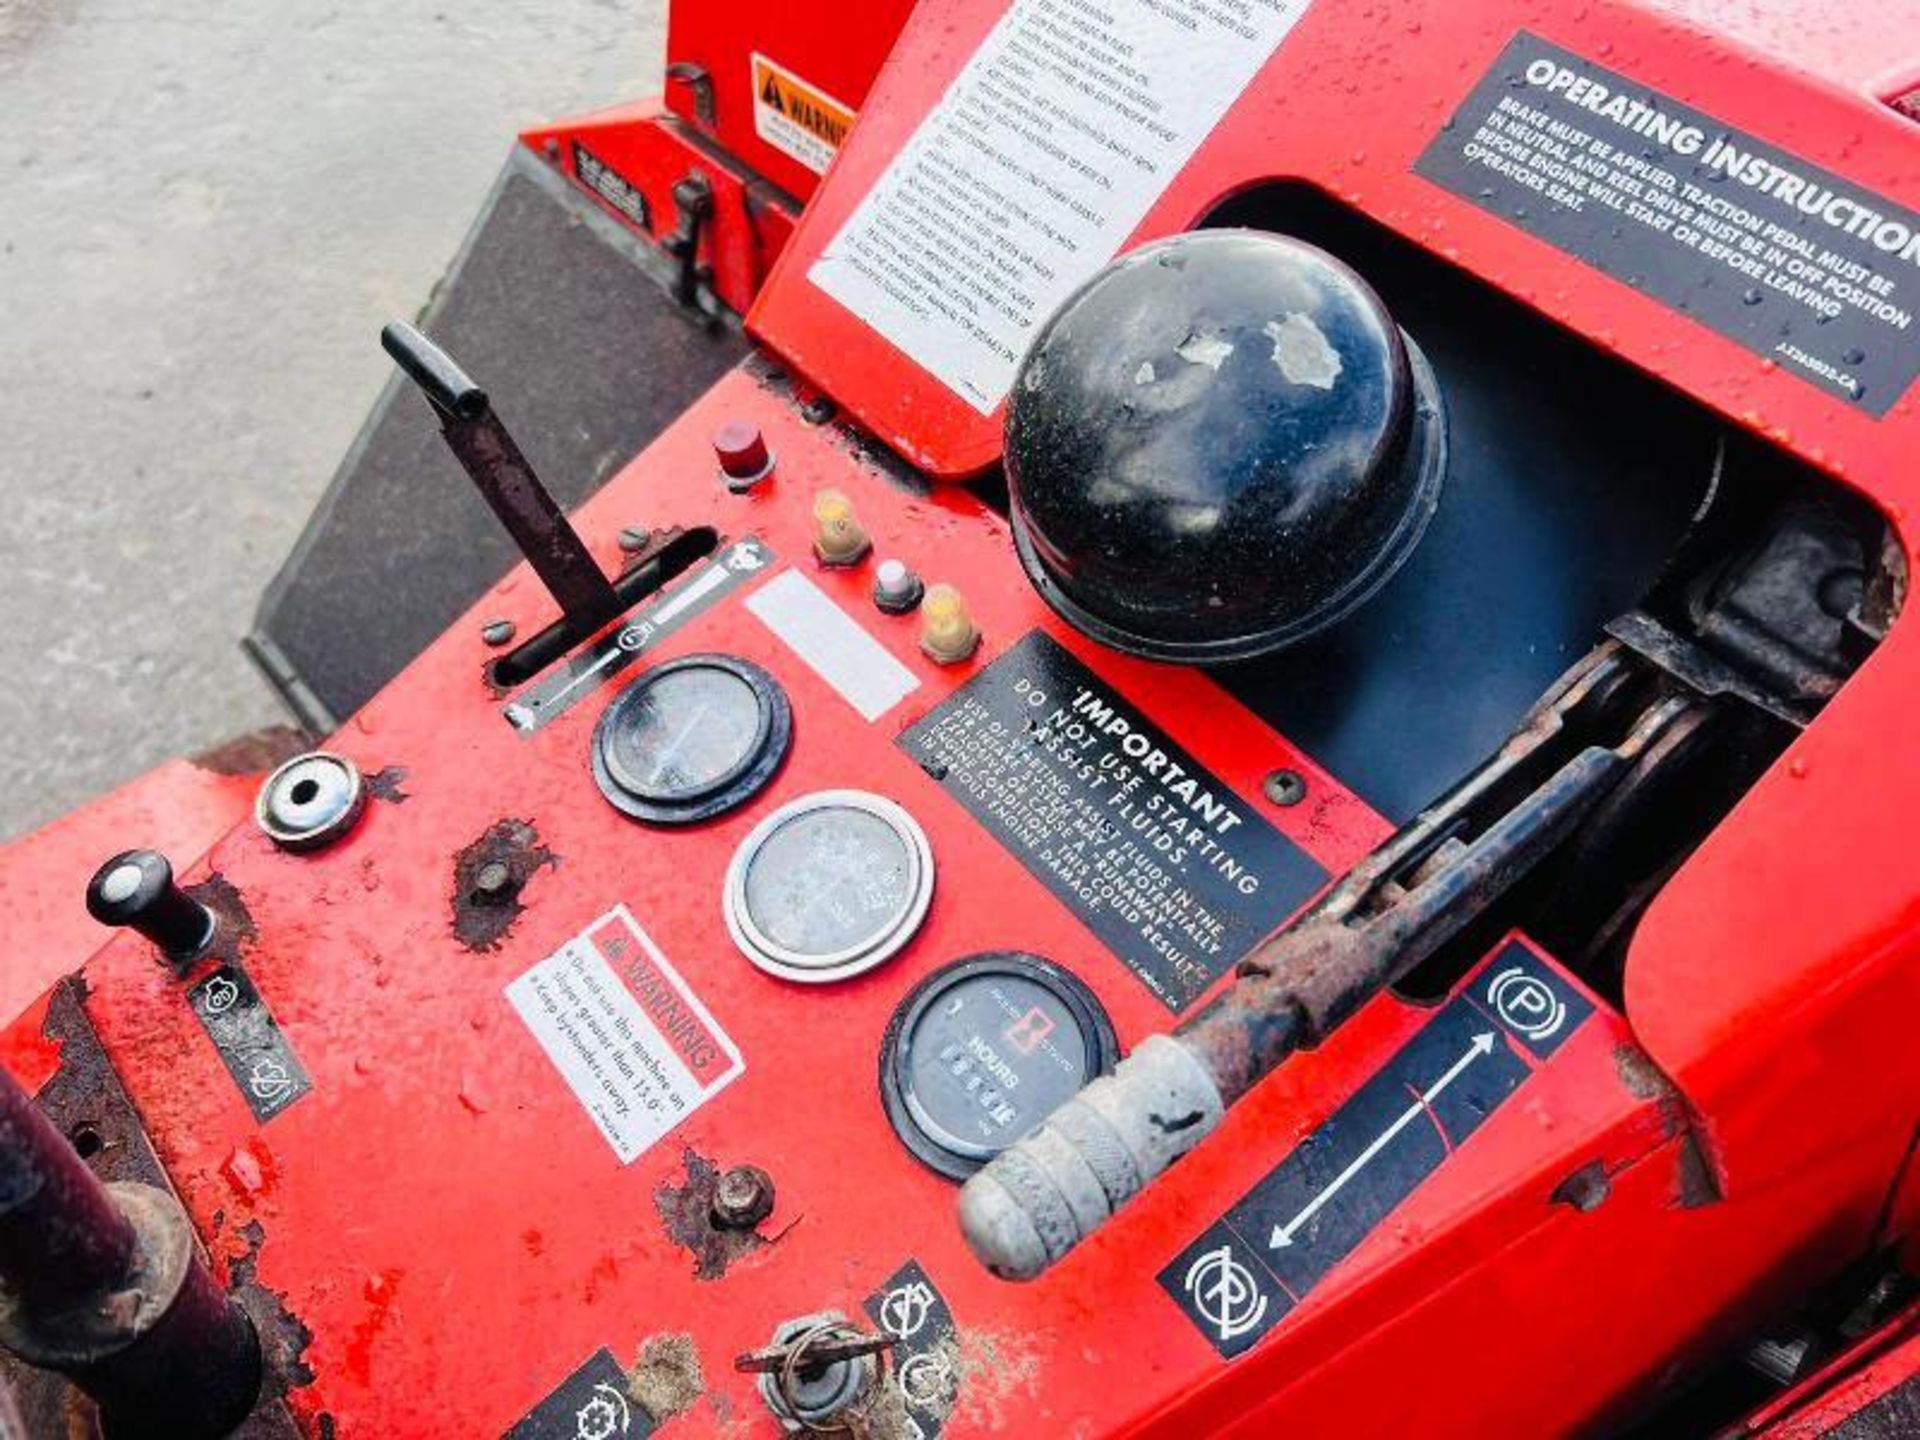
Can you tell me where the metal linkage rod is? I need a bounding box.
[0,1067,260,1437]
[960,642,1703,1280]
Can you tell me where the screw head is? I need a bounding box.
[481,619,516,647]
[618,526,653,554]
[471,860,514,902]
[711,1164,775,1230]
[1262,769,1307,807]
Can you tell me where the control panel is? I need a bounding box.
[41,361,1668,1437]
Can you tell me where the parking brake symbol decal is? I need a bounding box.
[1184,1244,1270,1343]
[1487,967,1566,1043]
[1161,942,1600,1358]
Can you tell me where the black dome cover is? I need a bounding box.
[1005,229,1446,663]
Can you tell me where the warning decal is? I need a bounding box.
[752,53,856,176]
[506,905,744,1164]
[899,631,1325,1011]
[1416,32,1920,415]
[809,0,1316,414]
[1160,941,1593,1357]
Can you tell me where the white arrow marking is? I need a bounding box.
[1270,1032,1497,1250]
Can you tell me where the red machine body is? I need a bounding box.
[0,374,1746,1436]
[6,0,1920,1435]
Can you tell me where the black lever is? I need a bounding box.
[382,321,624,639]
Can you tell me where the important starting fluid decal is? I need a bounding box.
[1161,941,1594,1357]
[506,906,744,1165]
[900,631,1325,1010]
[1416,33,1920,415]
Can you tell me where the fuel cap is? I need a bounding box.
[1005,229,1447,662]
[723,791,934,983]
[880,953,1118,1179]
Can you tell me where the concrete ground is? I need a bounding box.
[0,1,663,841]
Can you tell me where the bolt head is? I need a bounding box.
[472,860,514,899]
[711,1164,775,1229]
[481,619,516,647]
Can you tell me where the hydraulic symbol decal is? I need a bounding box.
[863,1261,960,1437]
[188,965,312,1123]
[1160,941,1594,1356]
[505,1347,655,1440]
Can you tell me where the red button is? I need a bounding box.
[713,420,771,480]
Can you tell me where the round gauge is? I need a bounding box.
[592,654,791,824]
[723,791,934,983]
[880,953,1119,1179]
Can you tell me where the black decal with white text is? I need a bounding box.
[899,631,1324,1010]
[1416,32,1920,415]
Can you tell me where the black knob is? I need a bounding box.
[1005,229,1447,663]
[85,850,216,962]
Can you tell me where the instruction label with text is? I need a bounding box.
[810,0,1315,413]
[900,631,1324,1010]
[1416,32,1920,415]
[507,906,744,1164]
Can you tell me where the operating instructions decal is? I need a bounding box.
[810,0,1318,414]
[1416,32,1920,415]
[1160,941,1596,1356]
[899,631,1325,1011]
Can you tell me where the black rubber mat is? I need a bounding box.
[247,146,747,730]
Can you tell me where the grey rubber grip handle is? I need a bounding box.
[957,1035,1226,1280]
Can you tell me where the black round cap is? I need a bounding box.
[86,849,216,960]
[1005,230,1446,662]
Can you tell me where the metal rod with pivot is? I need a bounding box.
[381,320,625,639]
[0,1066,262,1436]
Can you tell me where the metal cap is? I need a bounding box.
[255,752,366,852]
[1005,230,1447,663]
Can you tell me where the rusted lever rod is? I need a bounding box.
[0,1066,260,1436]
[959,641,1704,1279]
